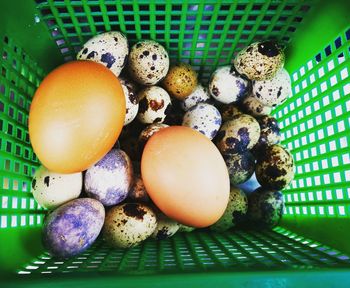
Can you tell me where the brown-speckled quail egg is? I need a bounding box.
[256,115,281,146]
[128,40,169,85]
[209,66,250,104]
[103,203,157,248]
[255,145,294,190]
[178,224,195,233]
[138,123,169,154]
[162,63,198,100]
[152,213,180,240]
[119,77,139,125]
[182,103,222,140]
[210,187,248,232]
[77,31,128,77]
[180,84,210,111]
[128,173,150,202]
[241,95,272,117]
[137,86,172,124]
[233,41,285,81]
[248,187,284,228]
[252,68,292,107]
[224,151,255,185]
[216,114,260,155]
[219,104,243,122]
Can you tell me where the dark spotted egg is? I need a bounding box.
[255,144,294,190]
[128,40,169,85]
[181,84,211,111]
[219,103,243,122]
[224,151,255,185]
[209,65,250,104]
[210,187,248,232]
[84,149,133,206]
[137,86,172,124]
[77,31,128,77]
[182,103,222,140]
[31,165,82,210]
[128,173,150,203]
[233,41,285,81]
[252,68,292,107]
[152,212,180,240]
[241,94,272,117]
[103,203,157,248]
[248,187,284,228]
[216,114,260,155]
[119,77,139,126]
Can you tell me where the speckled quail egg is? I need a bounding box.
[234,41,285,80]
[128,40,169,85]
[84,149,133,206]
[182,103,222,140]
[180,84,211,111]
[31,165,82,210]
[128,173,150,202]
[248,187,284,228]
[210,187,248,232]
[252,68,292,107]
[224,151,255,185]
[216,114,260,155]
[257,116,281,146]
[119,77,139,125]
[162,63,198,100]
[255,144,294,190]
[77,31,128,77]
[178,224,196,233]
[241,94,272,117]
[209,65,250,104]
[103,203,157,248]
[152,212,180,240]
[138,123,169,154]
[137,86,172,124]
[219,104,243,122]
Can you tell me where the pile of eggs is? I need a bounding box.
[29,31,294,258]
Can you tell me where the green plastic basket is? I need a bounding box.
[1,0,349,287]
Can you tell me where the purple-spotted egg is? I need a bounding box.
[119,77,139,125]
[241,94,272,117]
[234,41,285,80]
[103,203,157,248]
[152,212,180,240]
[84,149,133,206]
[42,198,105,258]
[182,103,222,140]
[252,68,292,107]
[77,31,128,77]
[180,84,210,111]
[224,151,255,185]
[209,65,250,104]
[128,40,169,85]
[137,86,172,124]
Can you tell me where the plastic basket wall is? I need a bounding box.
[0,0,349,286]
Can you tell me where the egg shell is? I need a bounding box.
[42,198,105,258]
[180,84,211,111]
[178,224,196,233]
[119,77,139,126]
[29,61,126,174]
[224,151,255,185]
[252,68,292,107]
[255,144,295,190]
[137,86,172,124]
[248,187,284,228]
[141,126,230,228]
[257,115,281,146]
[162,63,198,99]
[152,213,180,240]
[128,40,169,85]
[103,203,157,248]
[182,103,222,140]
[241,94,272,117]
[31,165,82,210]
[128,174,150,202]
[209,66,250,104]
[84,149,133,206]
[216,114,260,155]
[219,104,243,122]
[210,187,248,232]
[234,41,285,81]
[138,123,169,155]
[77,31,128,77]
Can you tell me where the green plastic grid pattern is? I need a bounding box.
[273,27,350,218]
[0,35,45,229]
[17,229,350,275]
[35,0,312,81]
